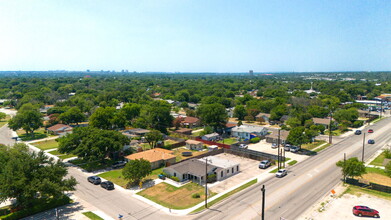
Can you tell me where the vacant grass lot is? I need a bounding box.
[360,167,391,186]
[32,139,59,150]
[301,140,326,151]
[98,167,165,188]
[137,182,214,209]
[172,148,206,162]
[343,184,391,201]
[17,127,49,141]
[47,149,76,160]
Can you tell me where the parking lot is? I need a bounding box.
[247,139,309,163]
[208,153,273,193]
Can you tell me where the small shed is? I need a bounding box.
[185,140,204,151]
[208,145,219,151]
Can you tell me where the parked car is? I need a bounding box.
[368,139,375,144]
[271,143,278,149]
[284,144,291,151]
[276,169,287,178]
[259,160,271,169]
[269,121,276,125]
[100,181,115,190]
[368,129,374,133]
[158,174,166,180]
[290,145,300,153]
[239,144,248,149]
[112,161,127,169]
[87,176,101,185]
[355,130,362,135]
[352,206,379,217]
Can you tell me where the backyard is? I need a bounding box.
[172,147,207,162]
[217,137,238,145]
[32,139,59,150]
[137,182,214,209]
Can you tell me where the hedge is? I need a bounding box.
[0,196,71,220]
[250,137,260,143]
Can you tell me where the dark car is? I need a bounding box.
[368,139,375,144]
[259,160,271,169]
[269,121,276,125]
[87,176,101,185]
[112,161,127,169]
[368,129,374,133]
[355,130,362,135]
[352,206,379,217]
[101,181,115,190]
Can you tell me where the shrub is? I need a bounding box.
[250,137,260,143]
[352,120,364,128]
[384,149,391,159]
[192,193,201,198]
[207,174,217,183]
[169,176,179,182]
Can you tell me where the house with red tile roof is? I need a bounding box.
[125,148,176,169]
[47,124,73,136]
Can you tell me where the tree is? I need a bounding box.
[121,103,141,120]
[287,126,308,146]
[144,130,163,149]
[8,103,43,135]
[385,161,391,178]
[244,115,254,122]
[336,157,366,181]
[172,117,182,130]
[122,159,152,186]
[197,103,228,131]
[0,143,77,209]
[89,107,116,129]
[333,108,359,124]
[138,101,173,133]
[59,106,85,125]
[58,127,128,162]
[270,105,288,121]
[286,117,301,128]
[233,105,246,120]
[0,112,6,120]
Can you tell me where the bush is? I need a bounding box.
[207,174,217,183]
[192,193,201,198]
[384,149,391,159]
[250,137,260,143]
[352,120,364,128]
[1,196,71,220]
[169,176,179,182]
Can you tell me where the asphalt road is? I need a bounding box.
[194,117,391,220]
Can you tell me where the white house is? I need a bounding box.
[231,125,268,140]
[185,140,204,151]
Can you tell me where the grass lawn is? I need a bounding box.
[82,211,104,220]
[98,167,165,188]
[137,182,215,209]
[288,160,297,166]
[47,149,76,160]
[217,138,238,145]
[0,115,11,127]
[191,179,257,213]
[172,148,206,162]
[301,140,326,151]
[313,143,331,153]
[343,184,391,201]
[17,127,50,141]
[370,152,386,166]
[32,139,59,150]
[192,130,204,137]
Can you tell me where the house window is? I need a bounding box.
[232,168,234,173]
[237,166,239,171]
[174,172,176,177]
[221,171,223,178]
[227,169,229,174]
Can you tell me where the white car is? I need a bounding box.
[276,169,287,178]
[239,144,248,149]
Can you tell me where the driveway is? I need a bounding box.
[208,153,272,193]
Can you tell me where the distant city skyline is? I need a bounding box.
[0,0,390,72]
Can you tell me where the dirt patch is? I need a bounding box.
[360,173,391,187]
[172,147,206,162]
[137,182,209,209]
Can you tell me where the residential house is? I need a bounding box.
[175,128,193,135]
[202,132,220,141]
[47,124,73,136]
[124,128,150,136]
[279,115,290,123]
[224,122,237,136]
[125,148,176,169]
[255,113,271,122]
[265,129,290,144]
[231,125,268,140]
[40,105,54,114]
[185,140,204,151]
[163,156,240,183]
[180,116,201,128]
[312,117,333,129]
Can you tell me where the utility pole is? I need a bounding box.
[204,157,211,208]
[328,112,333,144]
[344,153,346,182]
[362,133,366,162]
[261,185,266,220]
[277,129,281,170]
[283,145,286,168]
[380,99,383,119]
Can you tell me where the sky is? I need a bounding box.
[0,0,390,72]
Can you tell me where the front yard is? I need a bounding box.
[137,182,215,209]
[301,140,326,151]
[17,127,50,141]
[217,137,238,145]
[47,149,76,160]
[98,167,165,188]
[32,139,59,150]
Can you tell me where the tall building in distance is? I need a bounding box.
[249,70,254,76]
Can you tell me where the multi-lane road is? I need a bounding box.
[195,117,391,220]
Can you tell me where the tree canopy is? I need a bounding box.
[8,103,43,135]
[336,157,366,181]
[122,159,152,185]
